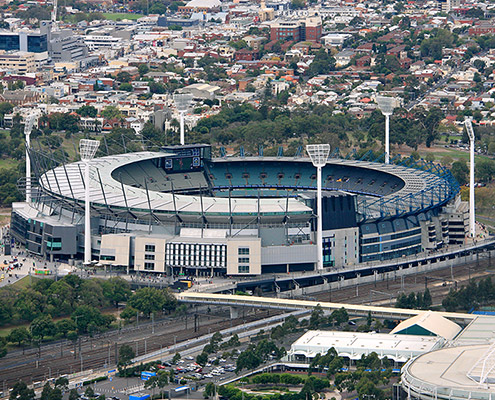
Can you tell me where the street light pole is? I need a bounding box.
[79,139,100,266]
[306,144,331,271]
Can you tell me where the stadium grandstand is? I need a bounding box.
[10,142,468,276]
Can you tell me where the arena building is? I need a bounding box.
[11,144,467,276]
[287,330,444,367]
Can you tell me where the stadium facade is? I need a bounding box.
[11,144,468,276]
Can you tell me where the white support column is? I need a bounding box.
[470,135,475,237]
[84,161,91,265]
[26,130,31,203]
[180,111,185,146]
[465,117,476,238]
[385,114,390,164]
[316,165,323,271]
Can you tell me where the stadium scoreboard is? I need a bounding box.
[159,144,211,172]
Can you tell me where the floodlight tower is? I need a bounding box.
[24,114,36,203]
[465,117,476,238]
[79,139,100,265]
[306,144,331,271]
[173,93,193,146]
[376,96,396,164]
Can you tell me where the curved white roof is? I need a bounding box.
[289,330,443,363]
[391,311,462,340]
[185,0,221,7]
[38,152,312,224]
[37,151,456,224]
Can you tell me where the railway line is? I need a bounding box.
[0,309,276,389]
[310,256,493,307]
[1,256,493,389]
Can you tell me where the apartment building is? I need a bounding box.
[0,51,36,73]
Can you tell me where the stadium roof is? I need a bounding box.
[402,344,495,400]
[38,152,312,224]
[453,315,495,346]
[37,151,458,224]
[390,311,462,340]
[288,330,443,363]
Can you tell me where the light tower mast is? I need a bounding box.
[306,144,331,271]
[52,0,58,24]
[465,117,476,238]
[173,93,193,146]
[376,96,396,164]
[24,114,36,203]
[79,139,100,266]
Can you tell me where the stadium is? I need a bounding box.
[10,143,467,276]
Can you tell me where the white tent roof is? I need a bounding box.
[390,311,462,340]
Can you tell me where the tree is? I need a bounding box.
[423,288,432,309]
[356,376,384,400]
[77,105,98,118]
[41,383,53,400]
[71,305,114,334]
[30,315,56,340]
[54,377,69,391]
[291,0,305,9]
[170,352,180,364]
[450,160,469,185]
[235,349,262,372]
[102,277,131,307]
[204,382,216,399]
[68,389,79,400]
[118,344,135,369]
[84,387,94,398]
[7,327,31,347]
[138,64,150,76]
[121,306,138,322]
[101,106,122,120]
[116,71,132,83]
[331,307,349,326]
[309,304,325,329]
[119,83,134,92]
[196,352,208,366]
[144,372,168,396]
[474,59,486,73]
[0,102,13,127]
[128,287,167,317]
[307,49,336,77]
[10,381,34,400]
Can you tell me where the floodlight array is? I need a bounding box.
[173,93,193,112]
[79,139,100,161]
[306,144,331,167]
[376,96,396,115]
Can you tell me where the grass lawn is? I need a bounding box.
[0,158,19,169]
[421,148,492,163]
[103,13,144,20]
[10,276,36,290]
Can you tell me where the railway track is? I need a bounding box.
[311,257,494,308]
[0,309,276,388]
[1,257,493,389]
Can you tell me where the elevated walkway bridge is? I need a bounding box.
[177,292,476,325]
